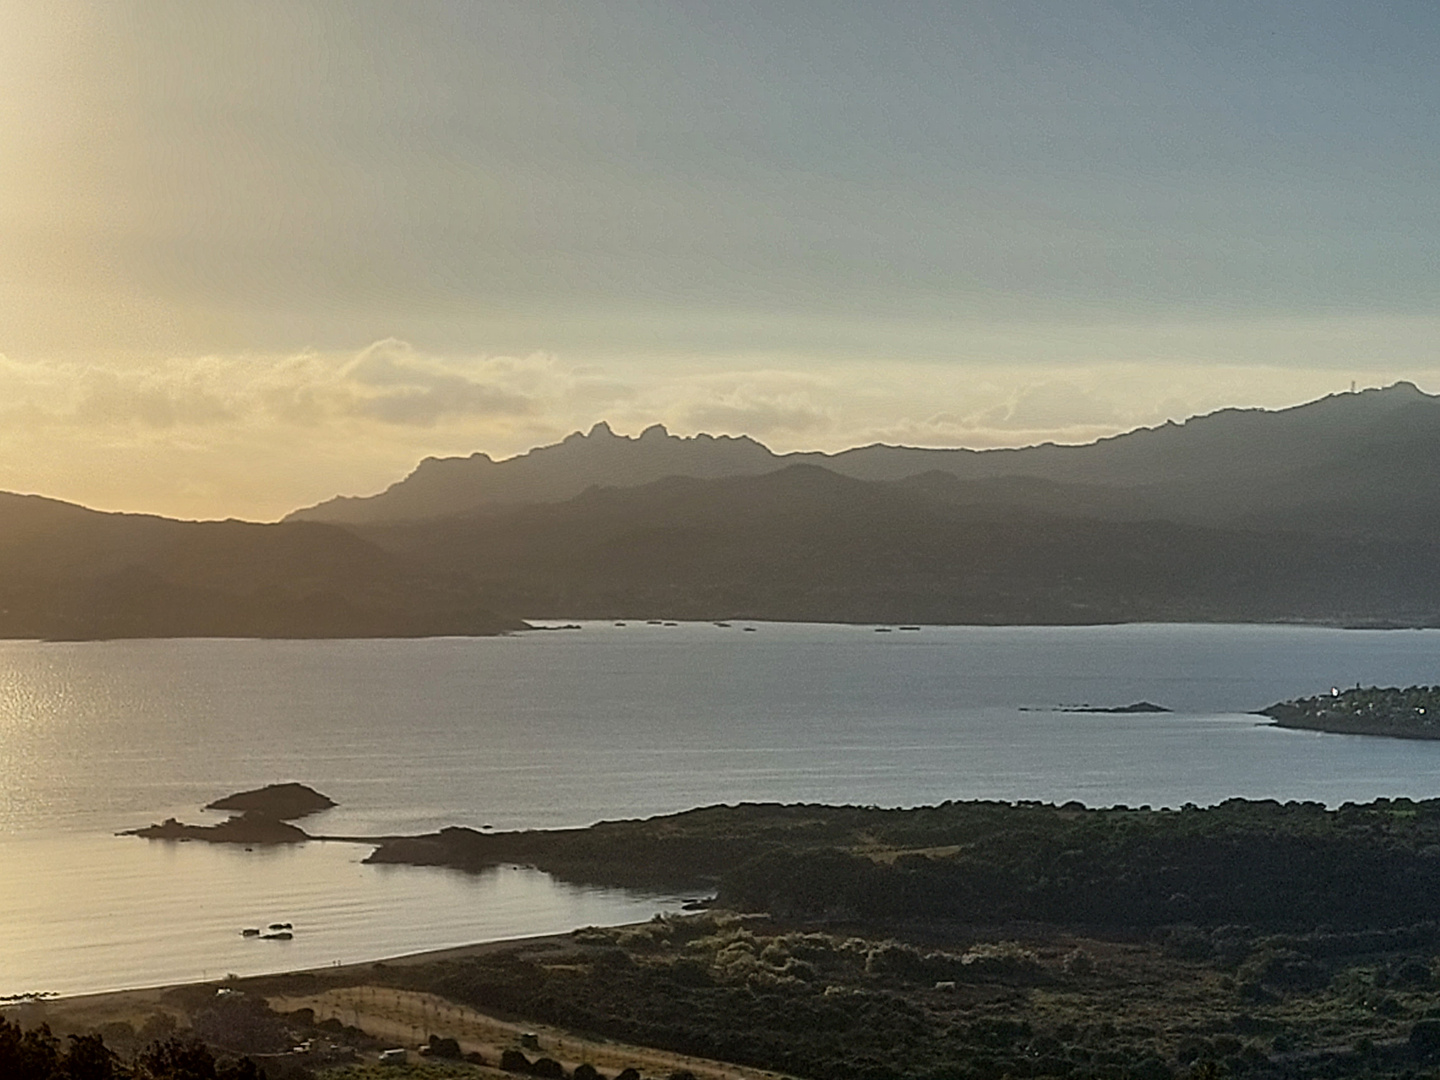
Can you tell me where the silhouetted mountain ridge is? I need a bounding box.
[290,421,784,524]
[10,383,1439,634]
[352,463,1440,626]
[0,493,522,639]
[287,383,1440,541]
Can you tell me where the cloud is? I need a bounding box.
[685,397,830,436]
[563,371,639,408]
[0,340,549,436]
[355,378,532,425]
[672,369,835,437]
[340,340,536,426]
[0,340,1434,522]
[0,354,237,431]
[971,381,1127,432]
[0,342,576,520]
[75,366,236,429]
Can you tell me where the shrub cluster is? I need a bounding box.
[0,1019,263,1080]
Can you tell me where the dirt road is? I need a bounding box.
[268,984,791,1080]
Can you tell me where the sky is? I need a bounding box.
[2,1,1439,520]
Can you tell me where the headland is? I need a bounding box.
[1260,685,1440,740]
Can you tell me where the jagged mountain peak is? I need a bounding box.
[286,383,1440,526]
[288,419,785,524]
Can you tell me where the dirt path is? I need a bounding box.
[268,985,791,1080]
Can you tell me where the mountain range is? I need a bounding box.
[289,382,1440,541]
[4,383,1439,636]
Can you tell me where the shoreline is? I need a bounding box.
[31,926,611,1018]
[1267,717,1440,741]
[31,923,800,1080]
[8,617,1440,645]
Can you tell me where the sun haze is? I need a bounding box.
[2,1,1438,520]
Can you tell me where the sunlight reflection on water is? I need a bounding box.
[5,622,1440,994]
[0,833,681,996]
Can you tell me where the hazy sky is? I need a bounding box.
[3,1,1439,519]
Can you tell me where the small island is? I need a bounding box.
[122,784,336,845]
[1260,685,1440,739]
[1020,701,1172,714]
[204,782,336,820]
[121,814,309,844]
[1060,701,1171,714]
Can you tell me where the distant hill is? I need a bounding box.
[288,383,1440,541]
[351,464,1440,626]
[14,383,1440,634]
[820,381,1439,493]
[0,493,522,639]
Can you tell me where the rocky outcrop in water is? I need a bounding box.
[1060,701,1171,714]
[122,784,337,844]
[121,814,309,844]
[205,782,336,820]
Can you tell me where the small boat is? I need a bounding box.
[715,622,731,627]
[241,928,260,937]
[663,622,679,627]
[874,627,893,633]
[269,922,293,930]
[899,626,921,631]
[742,626,757,632]
[261,930,293,940]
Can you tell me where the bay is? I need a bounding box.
[4,621,1440,996]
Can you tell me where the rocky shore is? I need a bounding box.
[120,815,309,844]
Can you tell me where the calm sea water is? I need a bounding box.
[4,621,1440,996]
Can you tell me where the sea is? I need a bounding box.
[4,620,1440,997]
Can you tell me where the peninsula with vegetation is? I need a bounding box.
[63,795,1440,1080]
[1260,686,1440,739]
[364,798,1440,930]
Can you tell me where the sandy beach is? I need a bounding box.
[19,927,790,1080]
[28,928,588,1027]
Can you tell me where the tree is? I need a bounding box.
[136,1037,216,1080]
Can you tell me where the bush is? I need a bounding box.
[1132,1055,1174,1080]
[500,1048,532,1072]
[1063,948,1095,975]
[1392,958,1432,988]
[1163,925,1214,961]
[425,1034,462,1059]
[1411,1018,1440,1055]
[190,994,289,1054]
[959,941,1041,976]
